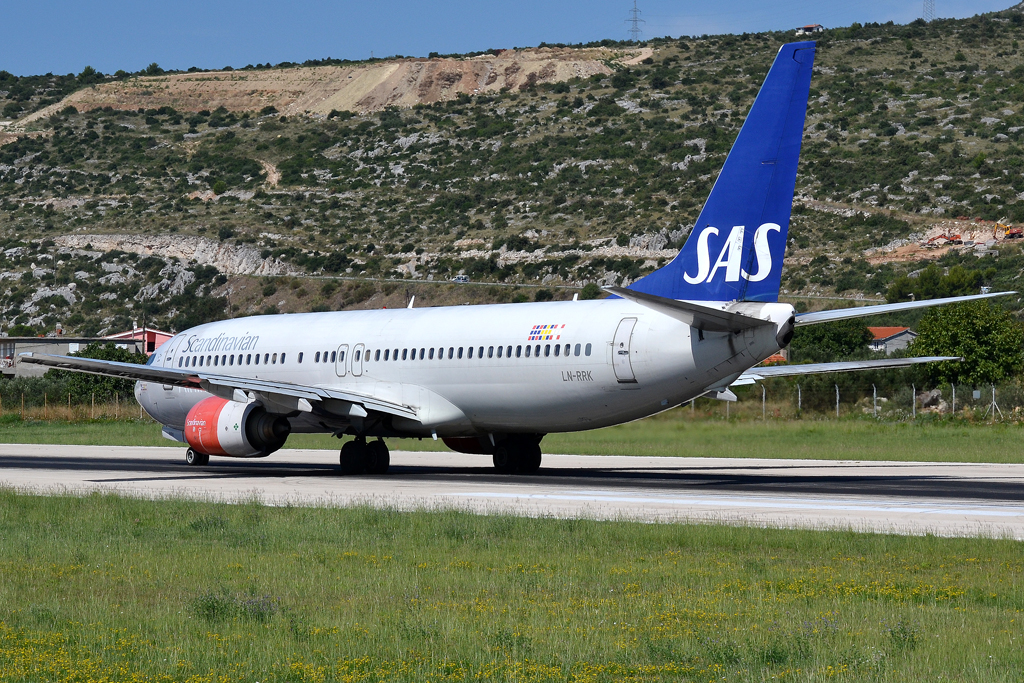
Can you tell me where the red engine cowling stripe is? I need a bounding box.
[184,397,230,456]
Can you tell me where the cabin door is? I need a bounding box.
[612,318,638,384]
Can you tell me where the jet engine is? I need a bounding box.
[184,397,290,457]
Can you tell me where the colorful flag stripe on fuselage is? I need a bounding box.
[529,324,565,341]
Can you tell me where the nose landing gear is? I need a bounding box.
[339,438,390,475]
[185,448,210,466]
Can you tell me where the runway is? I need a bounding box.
[2,443,1024,538]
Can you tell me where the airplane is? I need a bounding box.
[21,41,1011,474]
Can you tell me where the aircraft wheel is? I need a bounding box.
[185,448,209,466]
[365,439,390,475]
[339,439,367,475]
[518,443,542,474]
[492,443,519,474]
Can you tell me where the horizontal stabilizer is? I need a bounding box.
[605,286,774,333]
[795,292,1015,326]
[735,355,960,384]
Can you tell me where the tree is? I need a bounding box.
[579,283,602,300]
[910,300,1024,385]
[45,343,147,403]
[789,319,873,363]
[885,264,987,303]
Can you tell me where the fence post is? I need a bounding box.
[912,384,916,420]
[21,393,24,418]
[951,383,956,414]
[691,398,695,415]
[43,393,47,420]
[873,384,877,418]
[797,384,802,414]
[68,393,71,420]
[835,384,839,418]
[91,393,95,420]
[762,384,766,421]
[115,393,119,420]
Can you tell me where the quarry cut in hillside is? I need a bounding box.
[53,235,289,276]
[25,48,620,123]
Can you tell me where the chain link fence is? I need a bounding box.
[685,378,1024,422]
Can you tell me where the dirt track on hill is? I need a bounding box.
[22,47,631,123]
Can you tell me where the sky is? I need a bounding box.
[0,0,1015,77]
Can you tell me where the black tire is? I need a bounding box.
[339,440,367,475]
[518,443,542,474]
[365,439,390,475]
[492,443,519,474]
[185,448,209,466]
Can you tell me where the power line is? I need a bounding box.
[923,0,935,22]
[625,0,645,43]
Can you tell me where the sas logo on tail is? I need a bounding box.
[684,223,781,284]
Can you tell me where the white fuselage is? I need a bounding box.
[136,298,793,439]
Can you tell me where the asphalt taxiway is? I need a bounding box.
[2,443,1023,538]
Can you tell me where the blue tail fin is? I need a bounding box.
[628,41,816,302]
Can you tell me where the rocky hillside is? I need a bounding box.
[2,9,1024,336]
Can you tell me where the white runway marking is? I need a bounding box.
[2,444,1024,538]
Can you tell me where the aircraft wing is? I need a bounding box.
[795,292,1015,326]
[734,355,960,384]
[17,352,418,421]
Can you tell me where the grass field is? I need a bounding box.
[2,410,1024,462]
[0,492,1021,682]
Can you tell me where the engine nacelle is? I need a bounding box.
[184,397,290,458]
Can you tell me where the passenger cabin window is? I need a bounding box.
[355,350,361,362]
[544,344,550,357]
[254,354,259,365]
[213,355,218,367]
[384,349,390,361]
[525,345,531,358]
[478,346,484,358]
[585,343,592,356]
[554,345,560,357]
[448,347,454,359]
[375,350,381,361]
[281,353,286,363]
[429,348,435,359]
[467,347,473,359]
[247,354,252,365]
[331,351,337,363]
[419,348,425,360]
[298,352,303,363]
[488,346,494,358]
[315,352,320,362]
[272,353,278,364]
[516,345,522,358]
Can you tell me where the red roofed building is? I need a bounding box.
[103,326,175,356]
[868,326,917,355]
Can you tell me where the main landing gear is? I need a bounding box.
[185,448,210,466]
[492,439,542,474]
[339,437,390,475]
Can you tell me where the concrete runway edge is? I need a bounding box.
[2,444,1024,539]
